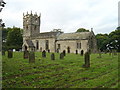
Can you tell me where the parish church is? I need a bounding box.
[22,12,97,54]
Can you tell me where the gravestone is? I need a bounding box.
[76,50,78,54]
[2,50,5,56]
[29,51,35,63]
[42,50,46,58]
[81,50,84,56]
[51,53,55,60]
[23,50,29,59]
[8,50,13,58]
[60,53,64,59]
[82,52,90,68]
[63,50,66,56]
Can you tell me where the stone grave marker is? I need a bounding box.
[29,51,35,63]
[82,51,90,68]
[23,50,29,59]
[8,50,13,58]
[51,53,55,60]
[60,53,64,59]
[42,50,46,58]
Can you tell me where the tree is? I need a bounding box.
[108,28,120,52]
[6,27,23,50]
[95,34,109,52]
[76,28,89,32]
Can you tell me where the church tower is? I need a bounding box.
[23,11,41,41]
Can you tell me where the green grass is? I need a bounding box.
[2,52,119,88]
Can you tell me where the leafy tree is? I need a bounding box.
[6,27,23,50]
[95,34,109,52]
[76,28,89,32]
[108,28,120,52]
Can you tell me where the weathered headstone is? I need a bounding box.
[2,50,5,56]
[81,50,84,56]
[51,53,55,60]
[76,50,78,54]
[60,53,64,59]
[82,52,90,68]
[23,50,29,59]
[29,51,35,63]
[42,50,46,58]
[63,50,66,56]
[8,50,13,58]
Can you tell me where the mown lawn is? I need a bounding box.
[2,52,119,88]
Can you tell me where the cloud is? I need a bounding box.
[1,0,119,34]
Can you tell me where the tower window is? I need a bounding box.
[36,40,39,50]
[45,40,49,50]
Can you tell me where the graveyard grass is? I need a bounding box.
[2,52,119,88]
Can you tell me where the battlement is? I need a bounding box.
[23,11,41,18]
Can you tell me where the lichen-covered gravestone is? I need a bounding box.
[42,50,46,58]
[76,50,78,54]
[63,50,66,56]
[29,51,35,63]
[51,53,55,60]
[60,53,64,59]
[23,50,29,59]
[82,52,90,68]
[8,50,13,58]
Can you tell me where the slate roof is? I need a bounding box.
[32,31,62,38]
[57,32,91,40]
[26,40,35,47]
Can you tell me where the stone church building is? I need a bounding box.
[22,12,97,54]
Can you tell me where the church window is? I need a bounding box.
[77,43,81,49]
[26,25,28,30]
[45,40,49,50]
[58,44,60,49]
[34,25,37,30]
[36,40,39,50]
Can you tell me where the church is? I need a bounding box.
[22,12,97,54]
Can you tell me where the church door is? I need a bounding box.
[67,47,70,53]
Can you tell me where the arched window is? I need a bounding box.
[36,40,39,50]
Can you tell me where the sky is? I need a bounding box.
[0,0,119,34]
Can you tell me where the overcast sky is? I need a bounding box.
[1,0,119,34]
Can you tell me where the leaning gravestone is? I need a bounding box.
[60,53,64,59]
[29,51,35,63]
[24,50,29,59]
[51,53,55,60]
[42,50,46,58]
[2,50,5,56]
[8,50,13,58]
[63,50,66,56]
[82,52,90,68]
[76,50,78,54]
